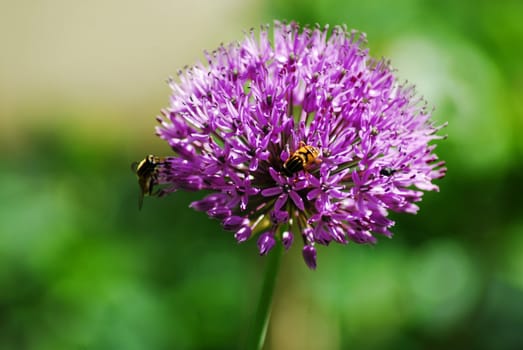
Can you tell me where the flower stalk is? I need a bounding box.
[248,242,283,350]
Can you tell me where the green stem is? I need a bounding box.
[247,243,283,350]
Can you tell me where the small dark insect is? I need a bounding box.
[131,155,165,209]
[282,142,321,176]
[380,167,397,177]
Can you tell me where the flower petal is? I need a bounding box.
[274,194,288,211]
[261,187,283,197]
[282,231,294,251]
[222,216,249,231]
[269,167,284,183]
[270,210,289,224]
[307,188,322,200]
[302,245,317,270]
[235,226,252,243]
[257,232,276,255]
[289,191,305,211]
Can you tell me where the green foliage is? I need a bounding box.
[0,136,260,350]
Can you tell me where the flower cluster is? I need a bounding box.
[151,21,446,269]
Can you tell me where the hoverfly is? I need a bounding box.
[282,142,321,176]
[131,155,165,209]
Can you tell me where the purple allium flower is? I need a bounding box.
[151,21,446,269]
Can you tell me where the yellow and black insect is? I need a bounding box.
[282,142,321,176]
[131,155,165,209]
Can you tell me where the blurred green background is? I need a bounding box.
[1,0,522,349]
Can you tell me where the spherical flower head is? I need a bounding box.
[153,21,446,269]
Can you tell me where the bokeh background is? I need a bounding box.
[1,0,522,349]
